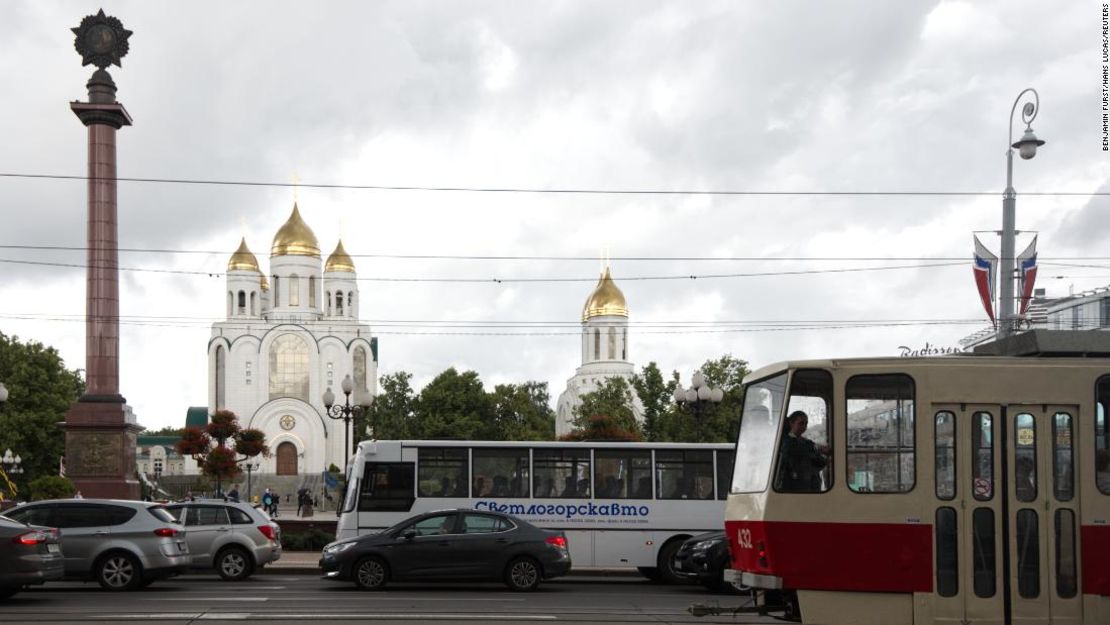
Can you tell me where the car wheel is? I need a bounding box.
[353,556,389,590]
[216,546,255,581]
[656,538,686,584]
[636,566,662,582]
[96,552,142,591]
[504,556,541,592]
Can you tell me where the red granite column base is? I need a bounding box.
[63,402,142,500]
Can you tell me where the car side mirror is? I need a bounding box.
[402,529,417,541]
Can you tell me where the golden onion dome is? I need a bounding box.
[325,239,356,273]
[582,267,629,321]
[260,275,270,291]
[227,237,261,273]
[270,203,320,258]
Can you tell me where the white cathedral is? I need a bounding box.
[555,267,644,437]
[207,203,377,476]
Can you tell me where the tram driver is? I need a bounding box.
[776,410,831,492]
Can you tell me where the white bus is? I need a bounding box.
[336,439,734,581]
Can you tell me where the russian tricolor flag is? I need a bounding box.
[973,236,997,325]
[1017,235,1038,316]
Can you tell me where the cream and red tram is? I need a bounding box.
[723,355,1110,625]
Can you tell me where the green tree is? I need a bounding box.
[363,371,417,440]
[491,381,555,441]
[0,332,84,496]
[631,361,680,442]
[28,475,76,501]
[563,377,643,441]
[177,409,268,495]
[413,368,496,439]
[141,426,185,437]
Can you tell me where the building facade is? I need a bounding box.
[208,203,377,476]
[555,267,644,437]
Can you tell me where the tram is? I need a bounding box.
[722,354,1110,625]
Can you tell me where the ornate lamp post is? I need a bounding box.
[244,459,260,503]
[323,375,373,476]
[999,88,1046,337]
[1,448,23,501]
[673,371,724,442]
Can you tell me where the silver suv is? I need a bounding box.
[4,499,189,591]
[164,500,281,580]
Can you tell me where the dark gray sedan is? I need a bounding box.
[0,513,64,600]
[320,508,571,591]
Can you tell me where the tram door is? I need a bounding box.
[930,404,1082,625]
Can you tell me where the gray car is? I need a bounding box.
[0,513,64,599]
[5,499,189,591]
[164,500,281,580]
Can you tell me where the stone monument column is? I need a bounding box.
[62,10,140,499]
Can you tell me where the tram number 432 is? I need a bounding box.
[737,528,753,549]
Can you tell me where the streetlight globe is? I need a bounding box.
[0,382,8,403]
[341,374,354,395]
[358,392,375,410]
[672,387,687,403]
[711,387,725,402]
[685,388,698,403]
[1013,128,1045,160]
[697,385,712,401]
[691,371,706,389]
[322,387,336,409]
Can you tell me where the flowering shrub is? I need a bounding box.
[174,410,269,487]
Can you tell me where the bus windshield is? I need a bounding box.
[732,373,787,493]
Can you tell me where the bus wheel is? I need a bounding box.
[636,567,662,582]
[656,538,686,584]
[353,556,389,590]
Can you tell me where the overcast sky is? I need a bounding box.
[1,1,1107,431]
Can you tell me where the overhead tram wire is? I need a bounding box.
[0,171,1103,196]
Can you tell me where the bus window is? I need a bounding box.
[1052,412,1073,501]
[656,450,713,500]
[593,449,651,499]
[973,412,994,501]
[846,374,915,493]
[358,462,415,512]
[732,373,787,493]
[775,369,833,493]
[473,448,529,498]
[1014,413,1037,503]
[935,411,956,500]
[716,450,735,500]
[533,448,590,498]
[1097,376,1110,495]
[417,448,468,498]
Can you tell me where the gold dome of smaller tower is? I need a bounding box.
[227,237,261,273]
[271,203,321,258]
[582,267,629,321]
[260,275,270,291]
[325,239,356,273]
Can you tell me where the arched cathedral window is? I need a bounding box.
[273,276,280,305]
[622,328,627,360]
[215,345,226,409]
[354,346,368,394]
[289,274,300,307]
[309,276,316,308]
[269,334,310,401]
[607,327,616,360]
[238,291,246,315]
[336,292,344,316]
[593,328,600,360]
[325,291,332,315]
[347,291,354,316]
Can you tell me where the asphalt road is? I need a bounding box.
[0,574,781,625]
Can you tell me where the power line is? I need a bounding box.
[0,172,1102,196]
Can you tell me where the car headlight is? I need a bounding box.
[323,541,357,557]
[691,540,720,552]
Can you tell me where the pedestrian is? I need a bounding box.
[262,488,274,516]
[73,490,83,499]
[227,486,240,503]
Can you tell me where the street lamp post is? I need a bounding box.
[2,448,24,500]
[1000,88,1046,337]
[245,459,260,503]
[323,374,373,476]
[673,371,724,442]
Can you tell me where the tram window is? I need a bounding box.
[1052,412,1074,501]
[935,411,956,500]
[533,448,590,498]
[417,448,468,498]
[656,450,713,500]
[358,462,415,512]
[972,507,996,598]
[845,374,915,493]
[935,507,958,597]
[972,412,994,501]
[593,449,651,499]
[1096,378,1110,495]
[473,448,529,498]
[733,374,787,493]
[775,369,833,493]
[1016,509,1040,599]
[716,450,735,500]
[1055,509,1078,599]
[1014,413,1037,503]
